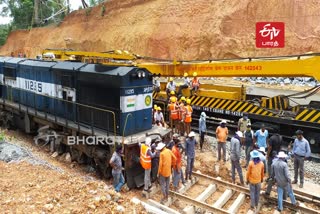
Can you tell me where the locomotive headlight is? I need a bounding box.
[142,72,145,78]
[310,138,315,145]
[138,72,142,78]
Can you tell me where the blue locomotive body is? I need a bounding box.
[0,57,153,136]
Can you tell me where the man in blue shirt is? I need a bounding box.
[185,131,197,181]
[254,124,268,149]
[292,130,311,188]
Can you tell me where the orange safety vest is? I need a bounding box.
[140,144,151,169]
[169,102,178,120]
[184,105,193,123]
[178,103,185,120]
[192,78,200,87]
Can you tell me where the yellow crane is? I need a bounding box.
[40,49,320,152]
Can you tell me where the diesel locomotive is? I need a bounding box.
[0,56,170,188]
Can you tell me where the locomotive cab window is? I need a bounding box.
[4,66,17,80]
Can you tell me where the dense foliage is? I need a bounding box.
[0,24,10,46]
[0,0,68,29]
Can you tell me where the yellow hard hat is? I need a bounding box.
[170,97,177,103]
[170,90,175,95]
[154,104,158,110]
[193,72,197,77]
[157,106,162,111]
[186,99,191,104]
[180,96,186,101]
[184,72,188,77]
[169,77,173,81]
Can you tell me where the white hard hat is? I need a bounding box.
[258,147,266,154]
[145,137,151,146]
[156,142,166,150]
[277,151,287,158]
[188,131,196,137]
[236,131,243,138]
[220,120,227,124]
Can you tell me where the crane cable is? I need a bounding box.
[284,84,320,99]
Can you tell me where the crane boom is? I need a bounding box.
[41,49,320,81]
[138,54,320,81]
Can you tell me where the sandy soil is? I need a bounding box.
[0,129,145,214]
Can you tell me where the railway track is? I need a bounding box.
[137,171,320,214]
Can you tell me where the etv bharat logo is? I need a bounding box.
[256,22,285,48]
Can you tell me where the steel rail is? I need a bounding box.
[168,190,229,214]
[193,171,320,214]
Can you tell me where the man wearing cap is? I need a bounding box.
[238,113,251,133]
[254,124,268,150]
[183,99,193,136]
[109,144,125,192]
[168,97,178,132]
[199,112,207,152]
[243,123,254,167]
[140,137,156,192]
[172,137,183,191]
[265,151,288,199]
[292,130,311,188]
[166,134,178,150]
[230,131,244,185]
[152,105,158,124]
[178,72,190,95]
[154,106,165,127]
[272,151,299,212]
[191,72,200,95]
[166,77,176,98]
[185,131,197,180]
[246,150,264,210]
[157,142,176,204]
[216,120,229,162]
[177,96,186,136]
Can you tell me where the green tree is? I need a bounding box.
[89,0,105,6]
[0,0,68,30]
[0,0,33,29]
[0,24,10,46]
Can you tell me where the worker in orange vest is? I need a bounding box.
[168,90,177,103]
[184,98,193,136]
[191,72,200,96]
[168,96,178,132]
[172,138,184,191]
[157,142,176,204]
[140,137,156,193]
[177,96,186,136]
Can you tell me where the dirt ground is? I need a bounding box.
[0,129,319,213]
[0,129,145,214]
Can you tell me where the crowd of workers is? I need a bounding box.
[110,115,311,211]
[109,76,312,212]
